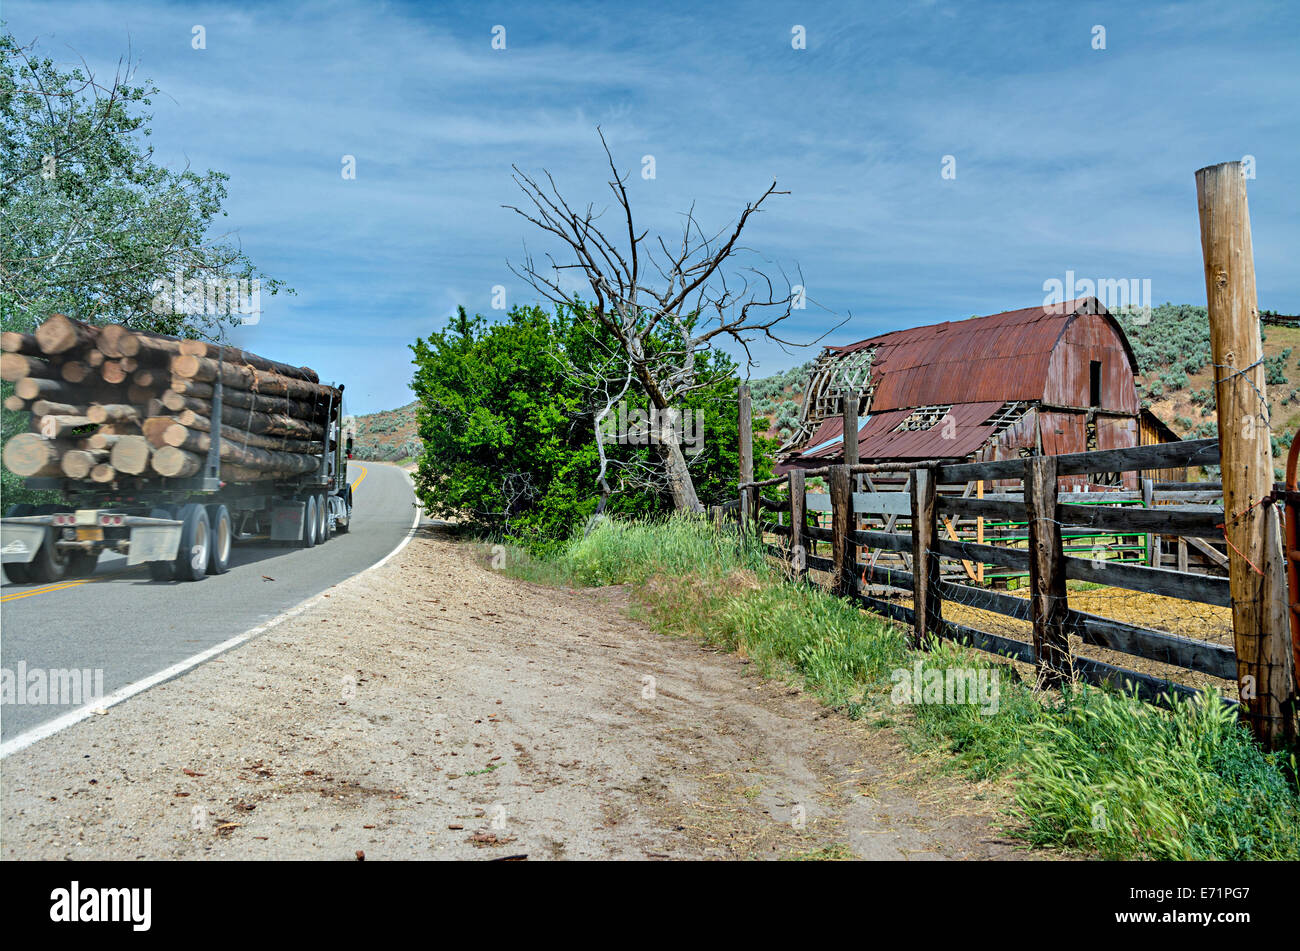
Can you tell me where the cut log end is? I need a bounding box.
[34,314,91,355]
[3,433,60,477]
[109,435,153,475]
[151,445,203,478]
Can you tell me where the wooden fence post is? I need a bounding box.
[1026,455,1071,684]
[1141,477,1157,567]
[1197,160,1293,747]
[830,464,855,597]
[841,389,859,467]
[842,388,859,579]
[788,468,807,579]
[738,383,753,535]
[910,466,942,648]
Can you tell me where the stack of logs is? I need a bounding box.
[2,314,339,485]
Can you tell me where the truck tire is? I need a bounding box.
[174,503,211,581]
[2,504,35,584]
[316,492,329,543]
[65,550,99,578]
[301,495,318,548]
[26,504,68,585]
[207,504,232,575]
[147,507,177,581]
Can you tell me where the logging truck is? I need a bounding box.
[1,316,354,584]
[1,384,352,584]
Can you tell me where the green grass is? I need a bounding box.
[503,515,1300,859]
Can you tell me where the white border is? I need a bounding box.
[0,467,422,759]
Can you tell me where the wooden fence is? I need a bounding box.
[729,438,1294,717]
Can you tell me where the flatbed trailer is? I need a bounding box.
[1,378,353,583]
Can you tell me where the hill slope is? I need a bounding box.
[353,401,420,462]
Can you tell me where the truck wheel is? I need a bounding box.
[301,495,318,548]
[65,550,99,578]
[335,487,353,534]
[2,504,35,584]
[316,492,329,543]
[25,504,68,585]
[146,507,177,581]
[174,503,210,581]
[207,504,232,574]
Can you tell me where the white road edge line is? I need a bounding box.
[0,467,423,760]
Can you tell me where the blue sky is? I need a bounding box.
[6,0,1298,414]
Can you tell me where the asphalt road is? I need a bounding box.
[0,461,418,742]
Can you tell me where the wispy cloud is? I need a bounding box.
[6,0,1297,412]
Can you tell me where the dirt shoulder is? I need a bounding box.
[1,527,1049,860]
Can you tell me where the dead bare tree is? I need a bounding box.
[505,128,833,513]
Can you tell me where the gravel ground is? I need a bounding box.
[1,525,1045,861]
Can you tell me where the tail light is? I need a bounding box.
[98,514,125,526]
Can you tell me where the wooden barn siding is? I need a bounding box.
[1042,312,1140,414]
[1140,414,1191,482]
[1097,415,1141,489]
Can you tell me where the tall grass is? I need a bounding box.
[505,516,1300,859]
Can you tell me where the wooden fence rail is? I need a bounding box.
[730,435,1296,740]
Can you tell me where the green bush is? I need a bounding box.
[410,306,776,549]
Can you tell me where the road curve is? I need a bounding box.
[0,461,418,742]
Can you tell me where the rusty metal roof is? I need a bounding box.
[790,401,1013,466]
[828,297,1134,411]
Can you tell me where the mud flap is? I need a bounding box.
[0,523,47,564]
[272,501,307,542]
[127,523,183,566]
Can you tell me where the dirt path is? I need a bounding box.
[1,526,1044,860]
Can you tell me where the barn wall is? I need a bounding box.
[1037,410,1092,488]
[1041,313,1139,414]
[1139,413,1191,482]
[1096,414,1140,489]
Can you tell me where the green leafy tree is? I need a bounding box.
[0,32,288,332]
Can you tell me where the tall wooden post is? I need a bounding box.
[1027,455,1071,684]
[830,464,855,597]
[909,467,942,648]
[842,388,859,580]
[1197,160,1293,747]
[788,468,807,580]
[841,389,859,467]
[738,383,753,535]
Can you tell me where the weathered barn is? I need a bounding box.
[777,297,1182,487]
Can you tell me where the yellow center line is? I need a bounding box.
[1,579,91,602]
[350,465,368,491]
